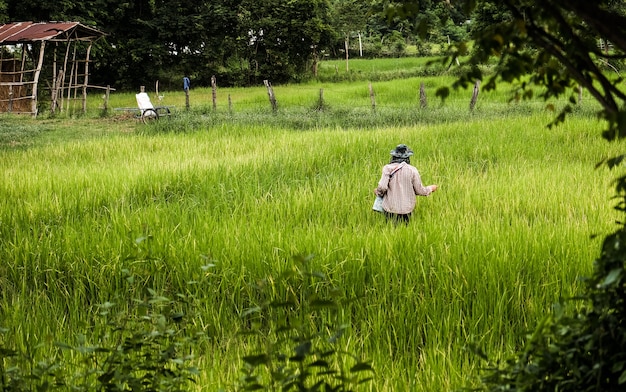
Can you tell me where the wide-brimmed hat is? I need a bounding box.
[390,144,414,158]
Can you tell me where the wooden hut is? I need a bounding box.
[0,21,107,116]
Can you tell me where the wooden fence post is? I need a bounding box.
[345,38,349,72]
[228,94,232,113]
[420,82,427,108]
[156,80,163,104]
[315,88,325,111]
[369,82,376,110]
[211,75,217,110]
[103,85,110,113]
[264,80,277,112]
[470,80,480,111]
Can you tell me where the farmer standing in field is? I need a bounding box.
[373,144,438,223]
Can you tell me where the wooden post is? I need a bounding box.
[264,80,277,112]
[52,44,57,100]
[19,43,26,83]
[345,37,349,72]
[312,46,318,77]
[211,75,217,110]
[228,94,232,113]
[369,82,376,110]
[60,40,72,113]
[82,42,93,114]
[103,85,111,113]
[18,45,25,112]
[8,85,13,112]
[51,69,64,114]
[315,88,325,111]
[31,41,46,116]
[73,57,79,108]
[419,82,427,108]
[81,84,87,114]
[66,44,77,113]
[470,80,480,111]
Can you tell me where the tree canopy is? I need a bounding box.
[0,0,468,90]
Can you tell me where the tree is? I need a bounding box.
[2,0,336,89]
[331,0,370,68]
[193,0,246,86]
[239,0,335,84]
[0,0,7,23]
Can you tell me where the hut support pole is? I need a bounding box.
[66,43,77,112]
[82,42,92,113]
[31,41,46,116]
[20,44,26,83]
[52,43,57,96]
[60,39,72,113]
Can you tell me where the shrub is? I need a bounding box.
[0,270,202,392]
[237,255,374,391]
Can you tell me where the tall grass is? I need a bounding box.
[0,72,622,390]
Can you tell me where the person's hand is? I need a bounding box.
[430,184,438,192]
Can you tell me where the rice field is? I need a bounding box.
[0,71,623,390]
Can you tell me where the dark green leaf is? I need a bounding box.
[350,361,373,373]
[243,354,269,366]
[599,268,622,288]
[307,360,330,368]
[435,87,450,101]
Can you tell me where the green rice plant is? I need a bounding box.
[0,71,622,390]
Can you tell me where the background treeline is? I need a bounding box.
[0,0,476,90]
[2,1,626,92]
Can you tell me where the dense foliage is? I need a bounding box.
[0,0,469,90]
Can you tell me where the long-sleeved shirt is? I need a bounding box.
[375,162,433,214]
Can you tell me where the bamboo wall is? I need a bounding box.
[0,57,33,113]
